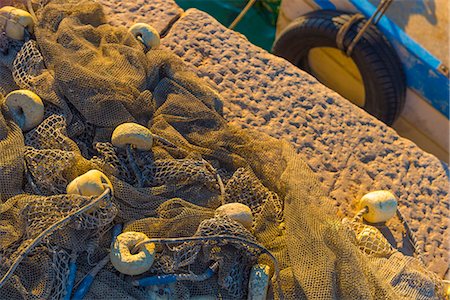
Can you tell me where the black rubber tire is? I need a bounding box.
[272,10,406,125]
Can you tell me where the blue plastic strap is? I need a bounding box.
[71,275,94,300]
[313,0,336,10]
[133,274,177,287]
[63,258,77,300]
[349,0,449,118]
[204,267,215,279]
[112,224,123,241]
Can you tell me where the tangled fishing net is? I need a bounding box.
[0,0,445,299]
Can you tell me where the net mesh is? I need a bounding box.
[0,0,444,299]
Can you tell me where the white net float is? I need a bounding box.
[4,89,43,131]
[0,6,34,40]
[129,23,160,51]
[66,169,113,197]
[215,202,253,230]
[110,231,156,276]
[358,190,398,223]
[248,264,270,300]
[111,122,153,151]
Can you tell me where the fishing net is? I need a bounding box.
[0,0,445,299]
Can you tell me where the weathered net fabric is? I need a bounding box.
[0,0,444,299]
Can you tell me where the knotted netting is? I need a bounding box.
[0,0,445,299]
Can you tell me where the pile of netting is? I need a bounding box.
[0,0,445,299]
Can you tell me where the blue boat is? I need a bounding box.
[274,0,449,162]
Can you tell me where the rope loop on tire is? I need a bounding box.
[336,13,365,53]
[337,0,393,56]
